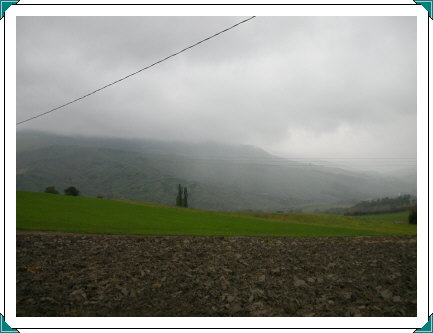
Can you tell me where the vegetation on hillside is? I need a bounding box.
[344,194,416,216]
[16,131,416,212]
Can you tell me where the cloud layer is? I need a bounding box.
[16,16,417,165]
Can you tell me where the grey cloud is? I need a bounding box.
[16,15,417,165]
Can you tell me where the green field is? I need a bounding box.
[289,203,351,213]
[16,191,416,237]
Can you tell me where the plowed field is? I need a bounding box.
[16,231,416,317]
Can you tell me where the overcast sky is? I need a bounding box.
[16,16,417,170]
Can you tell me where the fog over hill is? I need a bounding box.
[17,17,416,170]
[16,17,417,209]
[16,131,416,211]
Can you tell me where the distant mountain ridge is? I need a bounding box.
[16,131,416,211]
[17,130,274,160]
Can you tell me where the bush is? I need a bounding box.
[64,186,80,196]
[408,204,417,224]
[44,186,59,194]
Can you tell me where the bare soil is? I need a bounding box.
[16,231,416,317]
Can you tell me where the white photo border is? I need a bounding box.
[3,2,429,330]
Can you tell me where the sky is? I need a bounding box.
[16,16,417,171]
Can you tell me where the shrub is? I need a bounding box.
[408,204,417,224]
[44,186,59,194]
[64,186,80,196]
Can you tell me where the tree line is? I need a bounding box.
[344,194,416,216]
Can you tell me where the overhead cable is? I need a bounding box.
[16,16,256,125]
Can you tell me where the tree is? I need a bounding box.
[408,204,417,224]
[64,186,80,196]
[45,186,59,194]
[176,184,183,207]
[183,187,188,208]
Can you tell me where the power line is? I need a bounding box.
[104,153,416,167]
[137,154,416,163]
[16,16,256,126]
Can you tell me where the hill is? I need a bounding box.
[16,131,416,211]
[16,191,416,236]
[344,194,416,216]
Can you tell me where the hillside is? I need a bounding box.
[16,191,416,236]
[16,145,293,211]
[16,131,416,211]
[344,195,416,216]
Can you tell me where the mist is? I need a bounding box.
[16,16,417,173]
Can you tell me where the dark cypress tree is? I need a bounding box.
[176,184,183,207]
[183,187,188,208]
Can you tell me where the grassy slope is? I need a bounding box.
[16,191,416,237]
[235,211,415,236]
[289,203,351,213]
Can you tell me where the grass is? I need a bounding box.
[289,203,351,212]
[234,211,415,236]
[16,191,416,237]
